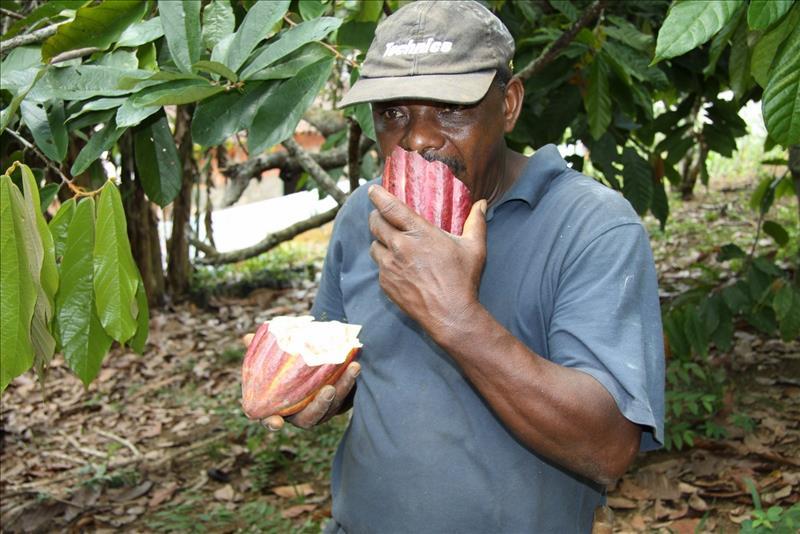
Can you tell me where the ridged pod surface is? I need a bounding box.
[241,321,361,419]
[382,146,473,235]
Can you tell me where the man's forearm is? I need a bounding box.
[430,303,641,486]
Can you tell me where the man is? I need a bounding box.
[260,1,664,531]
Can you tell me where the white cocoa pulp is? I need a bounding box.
[268,316,362,367]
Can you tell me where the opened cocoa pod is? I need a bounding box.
[241,316,362,419]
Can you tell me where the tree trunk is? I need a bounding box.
[166,106,196,299]
[120,131,165,307]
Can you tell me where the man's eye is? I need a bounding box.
[381,108,403,120]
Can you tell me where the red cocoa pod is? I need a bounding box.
[241,317,361,419]
[382,146,473,235]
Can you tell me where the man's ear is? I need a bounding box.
[502,77,524,133]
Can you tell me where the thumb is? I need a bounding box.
[461,199,487,242]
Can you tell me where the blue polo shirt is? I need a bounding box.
[312,144,665,533]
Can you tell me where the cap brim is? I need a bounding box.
[337,71,496,108]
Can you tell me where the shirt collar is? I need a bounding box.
[486,144,567,221]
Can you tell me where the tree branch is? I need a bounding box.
[1,7,25,20]
[282,137,347,205]
[0,23,61,56]
[4,127,83,195]
[516,0,608,81]
[193,206,340,265]
[49,47,101,64]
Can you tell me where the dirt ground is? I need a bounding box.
[1,185,798,533]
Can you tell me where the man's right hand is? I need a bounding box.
[242,333,360,431]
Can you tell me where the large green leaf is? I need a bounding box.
[240,17,342,80]
[36,66,154,101]
[245,42,331,80]
[750,4,800,87]
[130,79,225,107]
[747,0,794,30]
[703,3,746,76]
[299,0,328,20]
[225,0,290,73]
[42,0,147,62]
[70,119,125,176]
[621,147,653,216]
[773,283,800,342]
[116,98,160,128]
[0,176,36,392]
[762,23,800,146]
[55,197,113,386]
[193,60,239,82]
[583,54,611,141]
[654,0,743,62]
[67,97,126,122]
[650,176,669,230]
[20,100,68,163]
[0,67,46,132]
[728,16,752,100]
[19,166,57,378]
[248,57,334,154]
[3,1,87,39]
[116,17,164,48]
[192,80,278,147]
[49,198,76,262]
[202,0,235,51]
[93,182,140,343]
[133,111,182,207]
[129,281,149,354]
[158,0,202,73]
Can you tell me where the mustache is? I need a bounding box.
[420,151,466,178]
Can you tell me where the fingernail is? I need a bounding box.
[322,387,336,402]
[480,200,487,215]
[350,365,361,378]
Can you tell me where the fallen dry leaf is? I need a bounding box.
[148,482,179,508]
[272,483,315,499]
[606,496,638,510]
[281,504,317,519]
[213,484,235,502]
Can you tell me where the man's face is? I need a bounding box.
[371,80,518,201]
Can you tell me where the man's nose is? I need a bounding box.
[400,112,445,153]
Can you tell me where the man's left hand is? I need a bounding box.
[368,184,488,335]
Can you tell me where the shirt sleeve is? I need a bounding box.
[311,223,347,323]
[548,222,665,450]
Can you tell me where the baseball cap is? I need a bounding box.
[337,0,515,108]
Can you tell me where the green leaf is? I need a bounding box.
[0,67,46,133]
[130,79,225,107]
[244,42,331,80]
[650,177,669,229]
[762,22,800,146]
[2,1,87,40]
[600,48,632,87]
[248,57,334,154]
[604,16,654,53]
[351,102,376,142]
[356,0,383,21]
[299,0,328,20]
[116,17,164,48]
[133,111,182,207]
[93,182,140,343]
[39,184,60,214]
[55,197,113,385]
[621,147,653,216]
[584,54,611,140]
[240,17,342,80]
[18,165,58,377]
[158,0,202,73]
[654,0,743,62]
[67,97,126,122]
[0,175,37,392]
[192,81,278,147]
[747,0,794,30]
[98,49,139,70]
[116,98,160,128]
[49,198,76,261]
[70,119,125,176]
[41,0,147,62]
[20,100,68,163]
[193,60,238,82]
[337,20,377,51]
[129,281,149,354]
[774,284,800,342]
[225,0,291,73]
[750,4,800,87]
[37,65,153,100]
[728,16,752,100]
[717,243,746,261]
[202,0,235,50]
[762,220,789,246]
[704,4,746,76]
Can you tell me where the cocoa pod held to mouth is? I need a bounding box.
[241,316,362,419]
[382,146,473,235]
